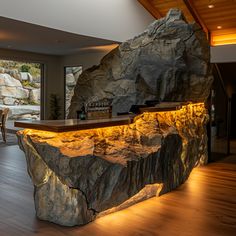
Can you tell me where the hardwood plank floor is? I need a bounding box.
[0,145,236,236]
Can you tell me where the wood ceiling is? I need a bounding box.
[138,0,236,46]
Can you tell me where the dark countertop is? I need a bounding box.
[14,115,135,132]
[14,102,187,132]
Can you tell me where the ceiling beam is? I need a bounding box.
[138,0,162,19]
[182,0,209,39]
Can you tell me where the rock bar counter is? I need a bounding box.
[15,103,208,226]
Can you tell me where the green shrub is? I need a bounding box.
[22,80,39,88]
[29,101,40,105]
[29,67,40,78]
[20,64,31,72]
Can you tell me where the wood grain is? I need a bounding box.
[138,0,162,18]
[138,0,236,46]
[0,145,236,235]
[14,115,135,132]
[14,103,186,132]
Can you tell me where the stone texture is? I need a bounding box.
[20,72,33,82]
[17,103,208,226]
[0,71,40,118]
[16,87,29,99]
[0,73,22,87]
[9,69,21,81]
[0,104,40,120]
[29,89,40,104]
[32,76,41,83]
[0,84,29,100]
[65,66,83,117]
[3,97,16,105]
[73,67,82,81]
[0,67,5,73]
[68,9,213,118]
[0,73,29,104]
[66,73,76,86]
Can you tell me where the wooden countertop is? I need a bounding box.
[14,115,135,132]
[14,102,187,132]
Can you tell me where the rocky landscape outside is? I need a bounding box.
[65,66,82,118]
[0,60,41,120]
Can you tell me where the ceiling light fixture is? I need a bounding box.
[217,26,222,29]
[208,0,215,8]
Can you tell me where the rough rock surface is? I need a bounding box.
[20,72,33,82]
[65,66,82,117]
[17,103,208,226]
[68,9,212,118]
[0,73,29,103]
[0,73,22,87]
[29,89,40,104]
[0,69,40,119]
[0,104,40,120]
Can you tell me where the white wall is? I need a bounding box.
[0,0,154,42]
[62,51,109,69]
[211,45,236,63]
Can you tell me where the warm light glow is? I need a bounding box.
[19,102,208,222]
[21,103,206,161]
[211,33,236,46]
[217,26,222,29]
[98,183,163,218]
[208,4,214,8]
[79,44,119,52]
[0,31,12,40]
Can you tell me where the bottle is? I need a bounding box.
[80,103,86,120]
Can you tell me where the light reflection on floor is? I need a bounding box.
[72,160,236,236]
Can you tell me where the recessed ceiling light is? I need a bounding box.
[208,4,214,8]
[217,26,222,29]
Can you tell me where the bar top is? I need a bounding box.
[14,115,136,132]
[14,102,188,132]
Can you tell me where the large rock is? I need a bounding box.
[32,76,41,83]
[0,86,29,99]
[8,69,22,81]
[16,87,29,99]
[65,73,76,87]
[3,97,16,105]
[0,104,40,120]
[68,9,213,118]
[0,73,22,87]
[17,103,208,226]
[29,89,40,104]
[0,67,5,73]
[72,67,82,81]
[0,73,29,102]
[20,72,33,82]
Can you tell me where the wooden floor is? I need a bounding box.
[0,145,236,236]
